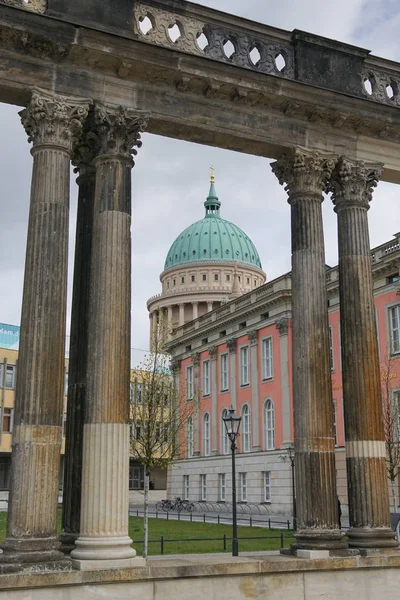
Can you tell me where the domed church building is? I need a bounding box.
[147,170,266,346]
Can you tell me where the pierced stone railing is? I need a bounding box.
[133,2,295,80]
[361,64,400,108]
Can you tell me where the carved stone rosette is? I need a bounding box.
[328,157,382,212]
[20,88,91,152]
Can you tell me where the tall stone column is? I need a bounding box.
[70,105,149,570]
[248,330,260,450]
[276,318,292,447]
[60,112,99,554]
[227,339,237,411]
[329,158,397,550]
[209,346,218,454]
[179,303,185,326]
[167,305,173,331]
[192,301,198,320]
[0,89,90,569]
[207,301,213,312]
[272,148,345,551]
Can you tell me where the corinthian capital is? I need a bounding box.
[94,104,149,161]
[20,88,91,152]
[328,157,382,211]
[72,110,101,177]
[271,148,337,200]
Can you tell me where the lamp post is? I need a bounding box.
[222,407,242,556]
[279,443,296,531]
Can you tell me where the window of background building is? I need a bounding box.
[173,279,176,286]
[226,274,231,282]
[240,472,247,502]
[220,353,229,391]
[181,276,185,284]
[187,417,194,458]
[200,474,207,501]
[333,400,338,446]
[203,413,210,456]
[214,274,219,281]
[2,407,13,433]
[242,404,251,452]
[221,408,230,455]
[262,338,273,380]
[264,471,271,502]
[247,277,250,285]
[239,346,250,386]
[202,360,210,396]
[183,474,190,500]
[219,473,226,501]
[202,274,207,281]
[191,275,196,282]
[186,365,194,400]
[390,305,400,354]
[328,326,334,371]
[0,364,16,390]
[265,399,275,450]
[0,458,10,491]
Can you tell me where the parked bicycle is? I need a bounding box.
[156,497,195,513]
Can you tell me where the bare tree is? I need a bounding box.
[381,351,400,512]
[130,315,198,557]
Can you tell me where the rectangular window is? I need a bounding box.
[240,346,250,386]
[181,276,185,284]
[219,473,226,501]
[220,353,229,391]
[191,275,196,282]
[247,277,250,285]
[186,366,193,400]
[2,407,13,433]
[0,364,16,390]
[333,400,338,446]
[173,279,176,286]
[214,274,219,281]
[183,475,190,500]
[390,305,400,354]
[202,274,207,281]
[0,458,10,491]
[329,326,334,371]
[64,372,68,396]
[264,471,271,502]
[240,472,247,502]
[202,360,210,396]
[200,474,207,501]
[226,274,231,282]
[262,338,273,380]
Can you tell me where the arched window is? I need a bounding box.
[187,417,193,458]
[242,404,251,453]
[203,413,210,456]
[221,408,230,455]
[265,399,275,450]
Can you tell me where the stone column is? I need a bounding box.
[329,157,397,550]
[0,89,90,569]
[248,330,260,450]
[179,303,185,326]
[272,148,345,551]
[167,305,173,331]
[192,353,201,457]
[207,301,213,313]
[192,301,198,320]
[227,339,237,411]
[59,112,99,554]
[209,346,218,454]
[276,318,292,447]
[70,105,149,570]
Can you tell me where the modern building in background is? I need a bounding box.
[164,230,400,517]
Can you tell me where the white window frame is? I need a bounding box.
[328,326,334,372]
[203,412,210,456]
[200,474,207,501]
[392,390,400,442]
[262,337,273,381]
[220,353,229,392]
[333,399,338,446]
[240,472,247,502]
[264,471,271,503]
[0,364,16,390]
[186,365,194,400]
[183,475,190,500]
[221,408,230,455]
[202,360,210,396]
[389,305,400,355]
[239,345,250,387]
[242,404,251,452]
[265,399,275,450]
[219,473,226,501]
[187,417,193,458]
[2,407,14,434]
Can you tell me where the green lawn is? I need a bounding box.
[0,512,294,556]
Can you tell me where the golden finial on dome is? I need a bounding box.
[210,165,215,184]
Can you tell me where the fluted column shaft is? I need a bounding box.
[272,149,345,551]
[192,302,198,320]
[60,115,99,554]
[0,90,90,568]
[71,105,148,569]
[330,158,397,550]
[179,303,185,326]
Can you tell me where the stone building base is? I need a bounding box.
[1,552,400,599]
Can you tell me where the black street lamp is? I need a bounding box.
[286,444,296,531]
[222,407,242,556]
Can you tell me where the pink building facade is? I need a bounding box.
[167,234,400,518]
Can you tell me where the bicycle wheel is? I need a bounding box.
[187,502,195,513]
[176,501,184,513]
[155,501,164,512]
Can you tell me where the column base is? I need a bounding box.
[291,528,348,551]
[347,527,398,549]
[71,556,146,571]
[70,535,137,562]
[0,536,70,568]
[58,531,79,555]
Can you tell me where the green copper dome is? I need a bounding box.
[164,179,262,271]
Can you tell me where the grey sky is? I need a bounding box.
[0,0,399,351]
